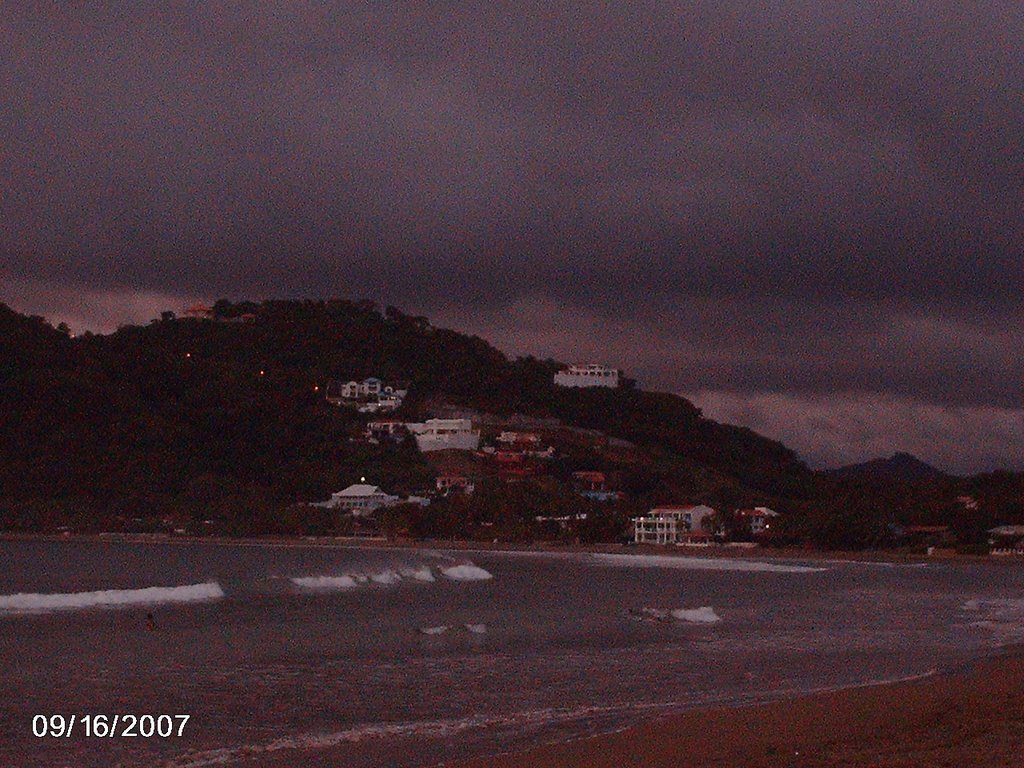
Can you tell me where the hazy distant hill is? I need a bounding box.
[826,452,950,482]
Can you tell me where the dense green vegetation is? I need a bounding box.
[1,299,1022,548]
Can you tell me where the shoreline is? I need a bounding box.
[0,529,1012,565]
[447,648,1024,768]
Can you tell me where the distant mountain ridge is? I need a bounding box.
[826,452,950,481]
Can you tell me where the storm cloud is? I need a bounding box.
[2,2,1023,473]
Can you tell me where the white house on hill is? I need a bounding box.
[316,484,400,515]
[553,364,620,388]
[326,378,409,410]
[405,419,480,452]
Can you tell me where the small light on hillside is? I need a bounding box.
[185,353,192,359]
[259,370,265,376]
[313,385,319,392]
[360,476,366,483]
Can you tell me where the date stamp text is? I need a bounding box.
[32,714,190,738]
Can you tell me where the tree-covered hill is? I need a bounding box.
[0,299,813,528]
[2,298,1021,545]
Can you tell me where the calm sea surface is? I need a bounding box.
[1,539,1021,767]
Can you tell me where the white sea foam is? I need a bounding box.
[291,563,486,592]
[291,576,359,591]
[162,701,672,768]
[419,625,449,635]
[162,670,943,768]
[959,598,1024,646]
[0,582,224,614]
[594,553,825,574]
[440,564,494,581]
[399,566,436,582]
[961,598,1024,615]
[671,606,721,624]
[633,606,721,624]
[825,560,929,569]
[464,623,487,634]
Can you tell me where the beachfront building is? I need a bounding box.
[737,506,780,535]
[316,484,400,515]
[405,419,481,452]
[988,525,1024,554]
[553,364,621,388]
[633,505,717,545]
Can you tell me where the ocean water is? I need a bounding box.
[0,539,1019,767]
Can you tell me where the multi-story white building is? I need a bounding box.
[405,419,481,452]
[553,364,621,388]
[316,484,400,515]
[633,505,716,545]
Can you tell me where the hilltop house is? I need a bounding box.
[496,431,540,448]
[364,420,407,442]
[315,484,400,515]
[633,505,717,545]
[572,471,620,502]
[492,431,555,459]
[553,364,620,388]
[184,304,213,319]
[737,507,780,535]
[436,475,476,495]
[405,419,480,452]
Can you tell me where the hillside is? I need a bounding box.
[0,299,817,532]
[2,298,1022,547]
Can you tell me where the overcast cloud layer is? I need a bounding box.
[2,2,1023,473]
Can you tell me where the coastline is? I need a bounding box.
[8,531,1023,766]
[447,650,1024,768]
[0,529,1010,565]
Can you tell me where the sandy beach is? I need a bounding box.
[451,652,1024,768]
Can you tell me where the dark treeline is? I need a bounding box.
[1,299,1022,549]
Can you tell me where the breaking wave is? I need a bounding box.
[630,606,721,624]
[290,563,493,592]
[419,625,449,635]
[440,564,494,581]
[671,606,721,624]
[369,570,402,585]
[400,566,436,582]
[0,582,224,614]
[961,598,1024,646]
[290,576,359,590]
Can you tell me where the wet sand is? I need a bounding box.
[452,652,1024,768]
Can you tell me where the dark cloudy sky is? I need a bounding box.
[3,2,1023,473]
